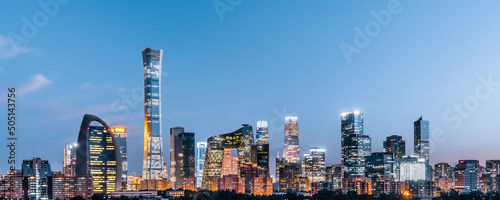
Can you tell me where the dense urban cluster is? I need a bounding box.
[1,48,499,200]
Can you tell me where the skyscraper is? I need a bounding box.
[341,111,371,178]
[434,162,452,179]
[365,152,395,178]
[170,127,185,189]
[142,47,164,181]
[22,158,52,200]
[169,127,196,190]
[399,155,426,181]
[76,114,122,193]
[256,120,269,145]
[325,165,342,190]
[455,160,479,193]
[180,132,196,190]
[275,155,286,184]
[201,125,254,190]
[284,116,299,164]
[343,134,371,177]
[383,135,405,160]
[251,144,270,175]
[63,143,77,176]
[196,142,207,189]
[304,147,326,183]
[414,116,430,181]
[111,127,128,190]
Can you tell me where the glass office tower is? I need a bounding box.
[304,147,326,183]
[414,116,430,181]
[170,127,185,189]
[341,111,370,178]
[342,134,371,177]
[383,135,405,160]
[76,114,122,193]
[88,126,119,194]
[256,120,269,145]
[196,142,207,188]
[284,116,299,164]
[111,127,128,190]
[142,48,164,181]
[180,132,196,190]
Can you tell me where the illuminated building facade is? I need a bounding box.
[76,114,122,193]
[52,172,75,200]
[298,177,311,192]
[196,142,207,188]
[52,172,93,200]
[434,162,452,180]
[111,127,128,190]
[366,152,395,179]
[221,149,238,176]
[63,143,78,176]
[414,117,430,181]
[220,174,239,191]
[22,158,52,200]
[251,144,270,175]
[126,175,141,191]
[279,165,300,191]
[255,120,269,145]
[455,160,479,193]
[284,116,299,164]
[342,134,371,177]
[241,163,266,193]
[157,178,172,190]
[344,176,372,195]
[325,165,342,190]
[170,127,184,188]
[383,135,405,160]
[169,127,196,190]
[400,155,425,181]
[0,170,23,199]
[373,176,398,195]
[201,125,254,190]
[179,132,196,190]
[275,157,286,184]
[341,111,370,178]
[252,174,273,196]
[142,47,164,182]
[484,160,500,192]
[304,147,326,183]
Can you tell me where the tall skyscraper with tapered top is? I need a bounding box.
[284,116,299,164]
[142,48,164,182]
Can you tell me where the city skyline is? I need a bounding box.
[2,0,500,181]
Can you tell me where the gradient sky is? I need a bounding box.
[1,1,500,177]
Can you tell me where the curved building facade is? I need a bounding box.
[201,125,254,190]
[76,114,122,193]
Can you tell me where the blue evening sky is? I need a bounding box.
[1,0,500,177]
